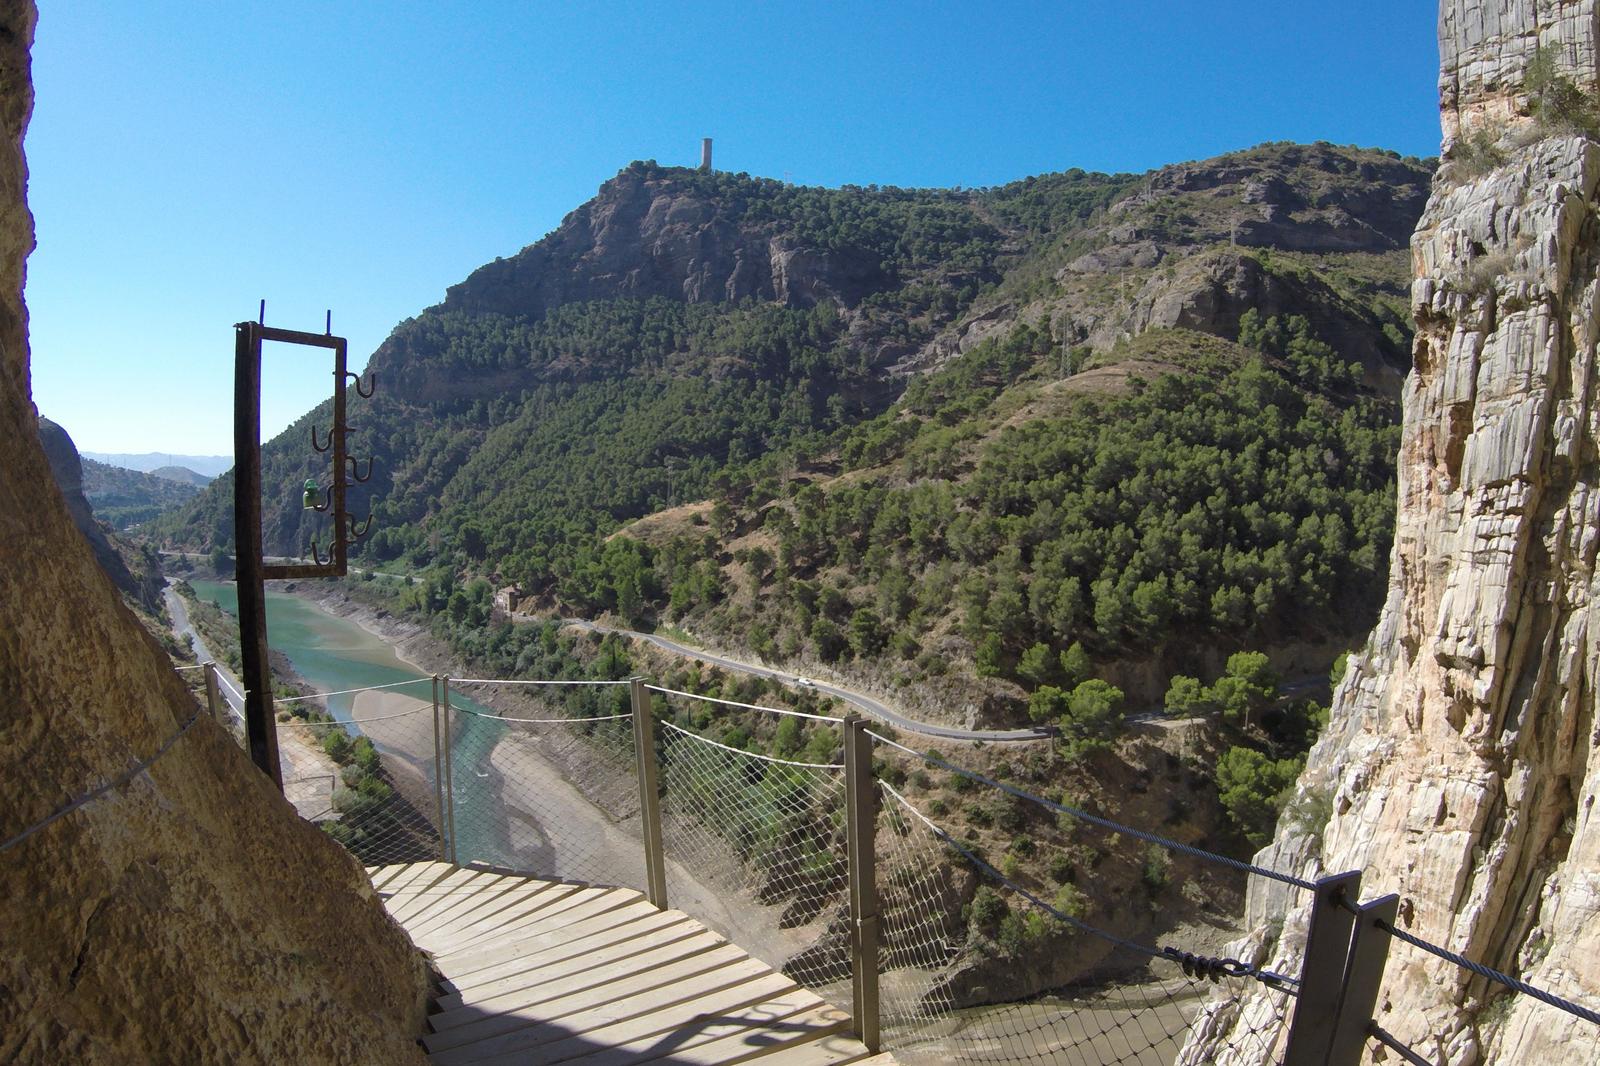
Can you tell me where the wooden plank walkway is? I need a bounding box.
[371,862,897,1066]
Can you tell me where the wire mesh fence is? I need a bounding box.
[871,777,1298,1066]
[286,695,443,866]
[443,680,645,893]
[223,662,1600,1065]
[652,688,854,1008]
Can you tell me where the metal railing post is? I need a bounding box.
[431,674,448,862]
[842,713,881,1053]
[1326,893,1400,1066]
[1283,870,1363,1066]
[441,675,458,866]
[202,661,223,723]
[631,677,669,909]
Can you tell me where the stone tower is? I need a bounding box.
[700,137,712,172]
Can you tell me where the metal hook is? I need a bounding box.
[342,369,376,398]
[311,424,332,453]
[312,487,332,513]
[307,537,332,567]
[346,512,373,539]
[346,455,374,483]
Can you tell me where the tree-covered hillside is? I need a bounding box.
[81,457,204,530]
[152,142,1431,719]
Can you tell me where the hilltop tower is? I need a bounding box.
[699,137,712,172]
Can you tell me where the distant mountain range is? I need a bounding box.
[83,451,232,477]
[80,457,206,529]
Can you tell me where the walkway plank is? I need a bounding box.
[436,898,662,974]
[438,914,700,1004]
[420,878,572,946]
[371,865,895,1066]
[389,866,482,924]
[435,924,716,1013]
[406,870,524,939]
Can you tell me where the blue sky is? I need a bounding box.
[27,1,1440,456]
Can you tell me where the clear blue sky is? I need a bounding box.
[27,1,1440,457]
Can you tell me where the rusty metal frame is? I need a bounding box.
[232,310,375,787]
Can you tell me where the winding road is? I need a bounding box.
[559,618,1053,743]
[168,558,1326,744]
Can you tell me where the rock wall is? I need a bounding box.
[1182,5,1600,1063]
[1439,1,1600,143]
[0,5,431,1063]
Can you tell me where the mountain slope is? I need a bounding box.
[154,144,1431,720]
[81,455,204,528]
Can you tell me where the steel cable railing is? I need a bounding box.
[1,704,206,856]
[147,660,1600,1063]
[288,699,443,865]
[872,776,1296,1066]
[866,729,1317,893]
[656,716,852,1000]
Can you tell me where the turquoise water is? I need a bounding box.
[188,579,496,721]
[188,580,508,860]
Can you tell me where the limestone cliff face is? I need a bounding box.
[1182,6,1600,1063]
[441,162,889,321]
[0,6,430,1063]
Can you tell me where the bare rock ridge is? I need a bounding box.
[1182,5,1600,1063]
[0,5,430,1064]
[440,162,892,321]
[429,147,1429,389]
[957,143,1431,393]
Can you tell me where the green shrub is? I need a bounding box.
[1526,45,1600,136]
[321,731,353,763]
[1216,746,1304,848]
[1053,883,1088,920]
[966,886,1008,932]
[1140,844,1172,894]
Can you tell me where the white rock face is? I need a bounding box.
[1180,5,1600,1063]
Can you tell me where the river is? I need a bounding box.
[187,580,476,722]
[186,580,645,889]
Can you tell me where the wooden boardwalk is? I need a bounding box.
[371,862,896,1066]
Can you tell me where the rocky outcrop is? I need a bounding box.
[0,6,430,1063]
[1439,1,1600,143]
[919,143,1433,391]
[1182,6,1600,1064]
[440,163,890,321]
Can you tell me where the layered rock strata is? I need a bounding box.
[1182,5,1600,1063]
[0,5,430,1062]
